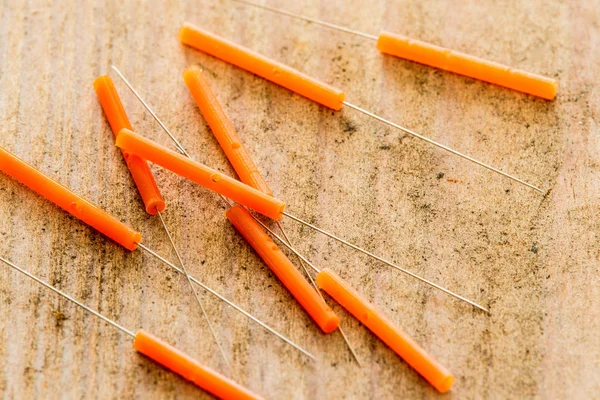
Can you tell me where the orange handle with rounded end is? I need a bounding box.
[316,268,454,393]
[0,147,141,250]
[133,330,263,400]
[94,75,166,215]
[179,23,346,110]
[183,66,273,196]
[115,129,286,221]
[377,31,557,100]
[226,205,339,333]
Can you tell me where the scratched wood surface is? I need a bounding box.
[0,0,598,398]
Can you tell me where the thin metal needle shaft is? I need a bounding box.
[283,211,489,313]
[231,0,378,40]
[343,101,543,193]
[0,256,136,338]
[157,211,232,373]
[276,221,362,366]
[111,66,190,157]
[136,243,314,359]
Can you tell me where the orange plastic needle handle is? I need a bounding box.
[316,268,454,393]
[0,146,142,250]
[377,32,558,100]
[94,75,166,215]
[134,330,264,400]
[115,129,286,221]
[179,23,346,110]
[226,205,339,333]
[182,66,273,196]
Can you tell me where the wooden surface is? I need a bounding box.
[0,0,598,398]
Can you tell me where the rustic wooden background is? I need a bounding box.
[0,0,598,398]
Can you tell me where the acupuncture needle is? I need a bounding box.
[177,23,544,193]
[94,75,230,372]
[112,67,488,313]
[232,0,558,101]
[0,146,313,359]
[0,256,264,399]
[112,66,362,364]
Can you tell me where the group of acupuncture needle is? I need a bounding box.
[0,8,557,398]
[0,137,312,398]
[177,20,551,193]
[110,65,462,392]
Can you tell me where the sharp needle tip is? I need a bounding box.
[470,301,490,314]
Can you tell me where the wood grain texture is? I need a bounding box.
[0,0,598,398]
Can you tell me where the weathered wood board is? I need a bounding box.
[0,0,598,398]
